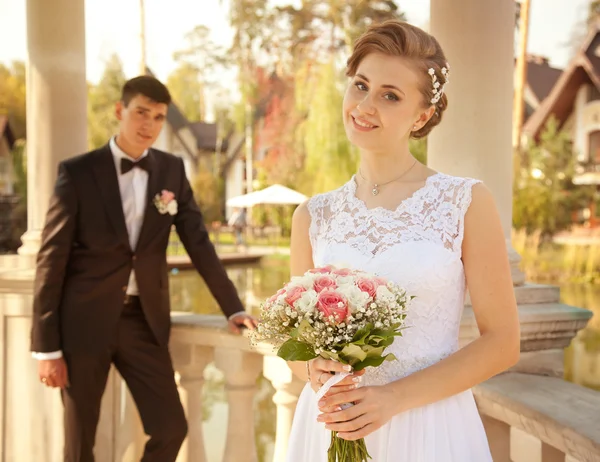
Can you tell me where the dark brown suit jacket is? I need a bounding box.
[30,144,245,354]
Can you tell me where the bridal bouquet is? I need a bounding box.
[251,265,412,462]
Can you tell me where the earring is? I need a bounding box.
[413,125,417,131]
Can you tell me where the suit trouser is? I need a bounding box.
[61,297,187,462]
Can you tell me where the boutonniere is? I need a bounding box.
[153,189,178,216]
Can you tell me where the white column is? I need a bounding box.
[263,356,306,462]
[428,0,525,285]
[19,0,88,255]
[214,348,263,462]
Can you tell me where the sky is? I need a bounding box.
[0,0,592,85]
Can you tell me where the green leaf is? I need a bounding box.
[277,339,317,361]
[297,319,312,337]
[367,336,385,346]
[363,345,384,357]
[339,343,367,363]
[320,350,341,362]
[351,325,372,345]
[352,353,397,371]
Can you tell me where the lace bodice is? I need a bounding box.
[307,173,481,386]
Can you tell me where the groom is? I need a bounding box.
[30,75,256,462]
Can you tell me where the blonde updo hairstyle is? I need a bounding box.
[346,20,449,139]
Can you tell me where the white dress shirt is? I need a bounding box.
[110,136,149,296]
[32,137,149,360]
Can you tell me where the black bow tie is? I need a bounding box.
[121,156,151,174]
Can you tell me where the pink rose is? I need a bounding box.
[374,277,388,287]
[308,265,334,274]
[160,190,175,204]
[316,290,349,323]
[313,275,337,293]
[284,286,306,306]
[333,268,354,277]
[357,278,378,298]
[267,288,286,304]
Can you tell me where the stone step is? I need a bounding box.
[460,302,593,351]
[465,283,560,306]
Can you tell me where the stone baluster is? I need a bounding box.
[214,347,263,462]
[510,427,543,462]
[262,356,306,462]
[174,345,214,462]
[509,427,570,462]
[565,456,584,462]
[481,415,510,462]
[99,367,147,462]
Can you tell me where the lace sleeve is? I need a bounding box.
[453,178,482,254]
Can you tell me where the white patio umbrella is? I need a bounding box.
[226,184,308,208]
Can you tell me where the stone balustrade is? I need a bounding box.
[475,373,600,462]
[92,310,598,462]
[0,268,598,462]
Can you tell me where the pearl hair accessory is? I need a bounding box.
[429,63,450,105]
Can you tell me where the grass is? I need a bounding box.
[167,230,291,257]
[512,228,600,284]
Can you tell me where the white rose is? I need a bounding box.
[167,200,178,215]
[376,285,395,305]
[294,289,318,313]
[290,274,316,289]
[342,285,370,313]
[335,276,355,287]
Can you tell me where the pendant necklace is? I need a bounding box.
[359,159,418,196]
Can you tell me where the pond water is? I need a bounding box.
[168,255,600,461]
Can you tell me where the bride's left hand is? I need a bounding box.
[316,384,400,440]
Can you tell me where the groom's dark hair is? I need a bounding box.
[121,76,172,107]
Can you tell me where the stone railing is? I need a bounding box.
[1,265,599,462]
[94,313,304,462]
[95,305,599,462]
[475,373,600,462]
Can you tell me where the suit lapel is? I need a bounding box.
[91,145,132,251]
[136,150,163,251]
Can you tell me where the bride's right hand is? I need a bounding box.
[308,358,365,393]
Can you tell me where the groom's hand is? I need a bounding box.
[38,358,69,389]
[228,312,258,334]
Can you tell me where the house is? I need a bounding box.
[145,68,246,217]
[520,54,563,127]
[522,24,600,184]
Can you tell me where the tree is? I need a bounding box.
[567,0,600,57]
[167,63,204,121]
[513,117,595,238]
[589,0,600,25]
[300,60,358,194]
[0,61,26,140]
[269,1,403,68]
[88,54,126,149]
[222,1,405,198]
[192,165,224,224]
[172,25,231,121]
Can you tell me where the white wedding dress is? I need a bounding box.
[286,173,493,462]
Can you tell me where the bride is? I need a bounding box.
[285,20,520,461]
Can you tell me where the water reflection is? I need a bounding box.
[168,257,600,460]
[169,256,290,316]
[169,256,289,462]
[561,284,600,391]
